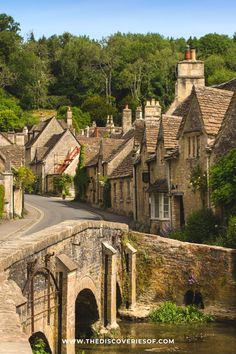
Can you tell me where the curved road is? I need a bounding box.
[24,194,101,235]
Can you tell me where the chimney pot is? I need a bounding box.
[190,48,196,61]
[185,45,191,60]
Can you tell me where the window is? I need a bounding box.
[151,193,170,220]
[187,135,200,158]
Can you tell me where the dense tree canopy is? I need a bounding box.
[1,13,236,129]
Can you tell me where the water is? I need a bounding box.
[76,320,236,354]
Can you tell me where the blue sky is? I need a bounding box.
[1,0,236,39]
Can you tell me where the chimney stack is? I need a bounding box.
[190,48,196,61]
[135,106,143,120]
[145,99,161,118]
[185,45,191,60]
[122,104,132,133]
[66,106,73,128]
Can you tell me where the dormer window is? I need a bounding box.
[187,134,200,158]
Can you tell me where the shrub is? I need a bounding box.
[0,184,5,218]
[223,215,236,248]
[53,173,73,197]
[185,208,219,244]
[31,338,50,354]
[149,301,213,323]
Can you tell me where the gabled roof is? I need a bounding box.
[160,115,182,149]
[26,117,55,147]
[145,118,160,153]
[109,150,134,179]
[101,138,126,163]
[213,77,236,92]
[0,132,13,145]
[173,86,233,137]
[77,136,101,167]
[0,146,25,169]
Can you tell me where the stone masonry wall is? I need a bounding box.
[126,231,236,318]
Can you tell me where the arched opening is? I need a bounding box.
[75,288,99,339]
[29,331,52,354]
[116,282,122,314]
[184,290,204,309]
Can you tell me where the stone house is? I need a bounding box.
[0,132,25,218]
[142,48,235,234]
[133,100,162,227]
[25,109,81,196]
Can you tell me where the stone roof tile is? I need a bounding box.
[109,150,134,179]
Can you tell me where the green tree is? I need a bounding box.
[57,105,91,130]
[53,173,73,198]
[82,95,117,126]
[0,13,21,62]
[13,166,36,192]
[210,148,236,215]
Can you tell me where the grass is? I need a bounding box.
[149,301,214,324]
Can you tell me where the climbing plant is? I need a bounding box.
[189,165,207,206]
[0,184,5,218]
[99,175,111,209]
[74,145,89,200]
[53,173,73,198]
[13,166,36,192]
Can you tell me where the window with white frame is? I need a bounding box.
[151,193,170,220]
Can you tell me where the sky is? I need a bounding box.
[1,0,236,40]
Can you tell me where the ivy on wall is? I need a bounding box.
[74,145,89,201]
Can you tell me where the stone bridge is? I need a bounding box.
[1,220,236,354]
[0,220,136,354]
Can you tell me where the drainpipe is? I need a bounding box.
[206,147,212,209]
[166,158,173,229]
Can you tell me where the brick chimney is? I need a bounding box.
[66,106,73,128]
[167,46,205,114]
[122,104,132,133]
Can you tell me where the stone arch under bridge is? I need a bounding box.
[1,220,136,354]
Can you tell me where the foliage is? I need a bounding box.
[221,215,236,248]
[185,209,219,244]
[53,173,73,197]
[189,165,207,193]
[74,145,89,200]
[2,13,236,124]
[31,338,50,354]
[0,90,37,131]
[13,166,36,192]
[170,209,219,244]
[99,175,111,209]
[0,184,5,218]
[210,148,236,215]
[149,301,213,323]
[57,105,91,130]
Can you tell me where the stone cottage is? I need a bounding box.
[140,48,236,234]
[0,131,25,218]
[25,108,81,196]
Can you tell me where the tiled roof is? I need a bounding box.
[0,146,25,169]
[161,115,182,149]
[101,139,126,163]
[0,132,13,144]
[134,119,145,147]
[109,150,134,179]
[173,86,233,136]
[34,132,66,162]
[26,117,54,147]
[145,118,161,153]
[213,78,236,92]
[77,136,101,166]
